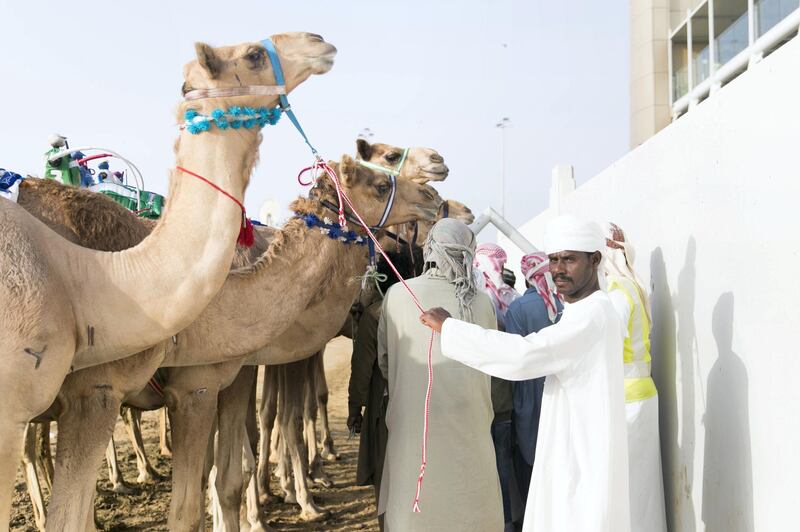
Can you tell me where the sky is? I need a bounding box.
[1,0,629,238]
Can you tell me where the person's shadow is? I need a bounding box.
[651,240,698,532]
[702,292,754,531]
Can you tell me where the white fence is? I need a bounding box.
[498,35,800,532]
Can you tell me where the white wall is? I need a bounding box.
[498,36,800,532]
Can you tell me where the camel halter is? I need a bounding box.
[355,147,410,177]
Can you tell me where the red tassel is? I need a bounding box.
[238,216,255,248]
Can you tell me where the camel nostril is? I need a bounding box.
[430,154,443,163]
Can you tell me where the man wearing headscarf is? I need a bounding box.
[377,219,503,531]
[604,222,667,532]
[421,215,630,532]
[504,251,564,523]
[473,243,519,532]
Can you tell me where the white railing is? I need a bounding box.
[672,7,800,117]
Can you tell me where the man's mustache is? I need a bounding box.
[553,275,572,283]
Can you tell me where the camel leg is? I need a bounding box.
[166,384,219,532]
[47,387,121,531]
[159,406,172,457]
[36,422,55,493]
[314,352,338,461]
[22,423,47,532]
[256,365,280,504]
[242,436,275,532]
[303,364,331,488]
[213,366,259,531]
[104,434,135,494]
[275,432,295,504]
[278,361,328,522]
[122,407,161,483]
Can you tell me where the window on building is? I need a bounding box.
[714,0,749,67]
[672,23,689,101]
[755,0,800,36]
[691,4,711,86]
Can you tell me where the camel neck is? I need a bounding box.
[69,124,262,369]
[169,214,371,365]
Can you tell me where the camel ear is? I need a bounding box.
[195,42,221,79]
[356,139,372,161]
[339,154,358,185]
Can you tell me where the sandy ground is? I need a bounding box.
[11,337,380,531]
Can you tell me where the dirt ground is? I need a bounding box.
[11,337,381,531]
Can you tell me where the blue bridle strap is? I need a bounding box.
[261,38,319,157]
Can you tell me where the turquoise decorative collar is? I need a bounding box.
[184,106,282,134]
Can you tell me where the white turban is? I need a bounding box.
[544,215,605,255]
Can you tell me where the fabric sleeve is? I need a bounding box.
[439,305,598,381]
[348,308,379,410]
[607,285,632,338]
[504,301,526,336]
[377,296,389,380]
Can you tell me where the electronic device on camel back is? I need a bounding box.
[43,133,164,219]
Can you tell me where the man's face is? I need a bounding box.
[547,250,600,299]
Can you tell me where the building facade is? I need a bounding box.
[630,0,799,147]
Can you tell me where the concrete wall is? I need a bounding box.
[498,35,800,532]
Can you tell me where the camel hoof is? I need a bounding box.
[137,470,163,484]
[259,492,282,506]
[159,447,172,457]
[299,507,330,522]
[308,475,333,488]
[283,492,297,504]
[110,482,136,495]
[320,449,339,461]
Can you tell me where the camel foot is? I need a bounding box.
[282,491,297,505]
[259,492,282,506]
[108,482,136,495]
[299,505,330,522]
[320,448,339,461]
[240,519,277,532]
[136,469,163,483]
[307,474,333,488]
[159,447,172,457]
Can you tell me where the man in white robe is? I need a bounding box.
[420,215,631,532]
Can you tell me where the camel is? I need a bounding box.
[18,155,439,531]
[0,32,337,530]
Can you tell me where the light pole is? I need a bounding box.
[495,117,510,217]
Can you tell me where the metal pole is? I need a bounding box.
[495,117,510,217]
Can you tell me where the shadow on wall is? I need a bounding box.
[702,292,754,532]
[650,238,698,532]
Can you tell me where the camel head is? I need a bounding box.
[182,32,337,107]
[411,199,475,244]
[356,139,449,184]
[317,155,442,229]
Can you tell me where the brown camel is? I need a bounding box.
[19,155,439,531]
[0,33,336,530]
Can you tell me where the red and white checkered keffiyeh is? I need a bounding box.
[474,243,517,315]
[520,252,560,323]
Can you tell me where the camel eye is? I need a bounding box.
[245,50,265,65]
[375,184,389,195]
[384,153,400,163]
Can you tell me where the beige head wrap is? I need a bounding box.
[423,218,478,322]
[604,222,651,320]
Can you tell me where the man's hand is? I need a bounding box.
[419,307,452,333]
[347,405,363,435]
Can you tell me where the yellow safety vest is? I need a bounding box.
[607,276,658,404]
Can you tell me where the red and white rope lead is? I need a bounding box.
[298,157,433,512]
